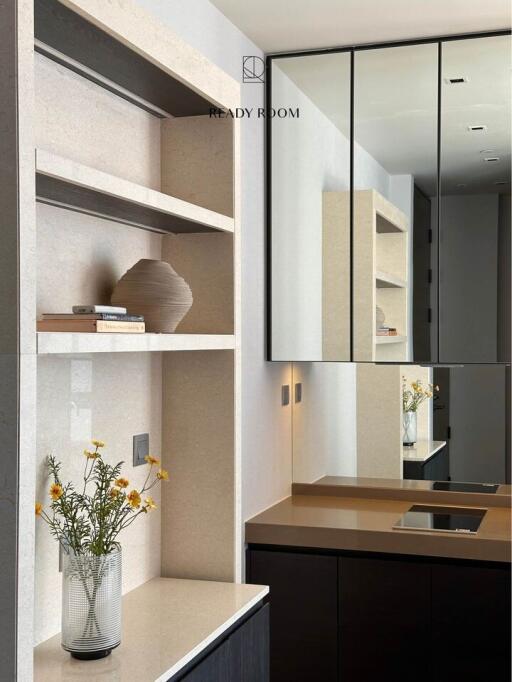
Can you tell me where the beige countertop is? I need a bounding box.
[402,440,447,462]
[246,494,511,563]
[34,578,268,682]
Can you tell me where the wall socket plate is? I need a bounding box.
[133,433,149,467]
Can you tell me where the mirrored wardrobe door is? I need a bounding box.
[439,35,511,364]
[353,43,439,363]
[270,52,351,361]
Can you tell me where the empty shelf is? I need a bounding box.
[37,332,236,354]
[35,149,234,235]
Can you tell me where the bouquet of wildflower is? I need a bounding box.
[402,378,439,413]
[35,439,169,556]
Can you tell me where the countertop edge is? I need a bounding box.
[156,585,269,682]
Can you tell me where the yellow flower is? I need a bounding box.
[144,455,160,465]
[144,496,157,511]
[35,502,43,516]
[115,477,129,489]
[109,488,120,498]
[91,439,105,448]
[127,490,141,509]
[50,483,63,501]
[157,469,169,481]
[83,449,98,459]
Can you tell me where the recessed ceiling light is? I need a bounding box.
[494,180,507,186]
[445,76,469,84]
[468,125,488,132]
[484,157,500,162]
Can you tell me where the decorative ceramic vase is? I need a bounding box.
[403,411,417,446]
[61,548,122,660]
[111,259,193,332]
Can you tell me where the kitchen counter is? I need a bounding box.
[402,440,446,462]
[246,494,511,563]
[34,578,268,682]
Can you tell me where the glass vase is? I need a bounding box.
[403,411,417,446]
[61,547,122,659]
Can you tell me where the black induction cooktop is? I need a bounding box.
[393,505,486,535]
[432,481,499,494]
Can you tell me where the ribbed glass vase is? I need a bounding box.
[61,548,122,659]
[403,410,418,446]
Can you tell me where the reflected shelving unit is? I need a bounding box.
[354,189,409,361]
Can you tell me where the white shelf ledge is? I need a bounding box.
[37,332,236,355]
[35,149,234,235]
[402,440,447,463]
[375,270,407,288]
[375,335,407,345]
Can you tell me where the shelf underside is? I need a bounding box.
[375,271,406,288]
[35,0,214,117]
[35,150,234,235]
[37,332,236,355]
[376,213,406,234]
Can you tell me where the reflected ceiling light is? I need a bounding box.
[444,76,469,84]
[494,180,507,185]
[484,156,500,162]
[467,124,488,132]
[479,149,495,154]
[456,183,467,188]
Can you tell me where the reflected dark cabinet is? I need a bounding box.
[268,32,511,364]
[247,547,511,682]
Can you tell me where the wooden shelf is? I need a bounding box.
[375,335,407,345]
[376,212,407,233]
[37,332,235,355]
[375,270,406,288]
[35,149,234,235]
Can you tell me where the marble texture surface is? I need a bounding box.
[35,53,162,190]
[34,578,268,682]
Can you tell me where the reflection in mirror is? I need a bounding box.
[439,35,511,363]
[292,362,510,485]
[353,44,438,363]
[270,52,351,361]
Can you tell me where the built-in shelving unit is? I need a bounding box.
[354,189,409,362]
[36,149,235,234]
[3,0,242,678]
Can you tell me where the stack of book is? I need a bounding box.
[376,326,398,337]
[37,306,145,333]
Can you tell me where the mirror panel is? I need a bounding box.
[292,362,510,485]
[353,43,439,363]
[270,52,351,361]
[439,35,511,363]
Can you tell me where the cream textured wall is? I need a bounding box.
[34,60,165,644]
[134,0,293,525]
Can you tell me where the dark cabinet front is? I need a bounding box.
[431,563,511,682]
[176,603,269,682]
[248,547,511,682]
[339,556,430,682]
[248,550,338,681]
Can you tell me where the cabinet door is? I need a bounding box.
[248,549,338,681]
[431,563,511,681]
[339,556,430,682]
[230,604,270,682]
[180,638,232,682]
